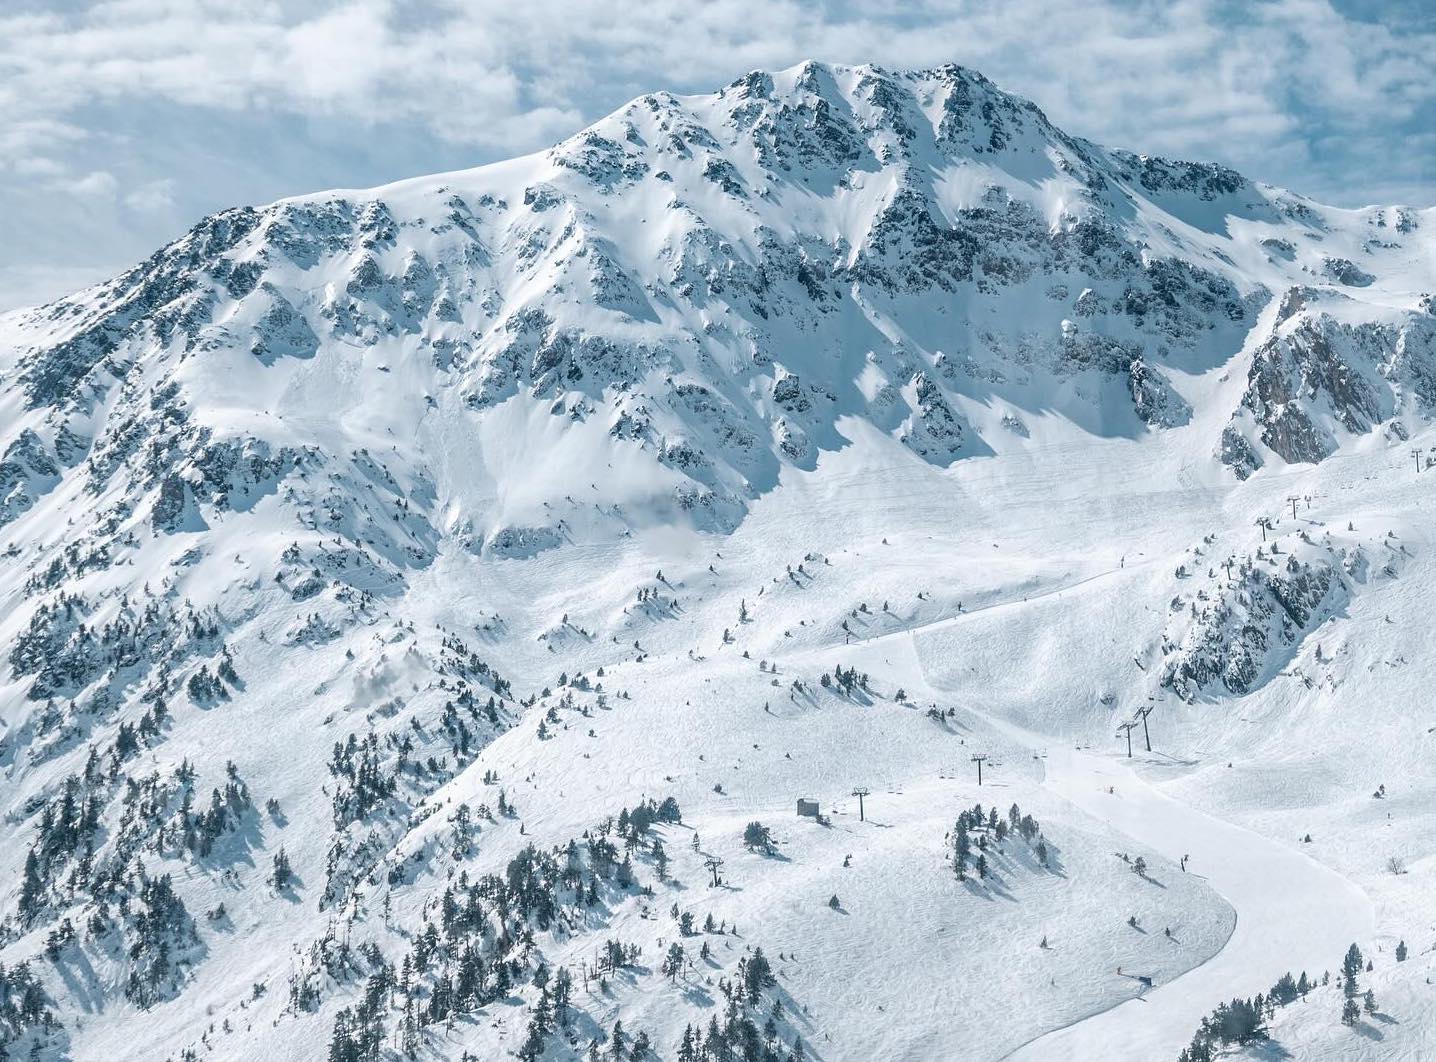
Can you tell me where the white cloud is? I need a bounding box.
[124,177,176,212]
[2,1,1424,185]
[1,0,1427,175]
[56,169,119,199]
[9,157,67,179]
[0,0,1431,308]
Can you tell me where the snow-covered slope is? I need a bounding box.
[0,60,1433,1062]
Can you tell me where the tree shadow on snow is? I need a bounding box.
[680,982,715,1007]
[1243,1042,1294,1060]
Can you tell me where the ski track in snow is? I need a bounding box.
[890,623,1378,1062]
[1002,743,1375,1061]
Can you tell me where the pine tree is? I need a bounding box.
[1270,972,1298,1006]
[271,847,293,888]
[553,965,573,1024]
[533,987,554,1034]
[953,820,970,879]
[744,947,774,1004]
[328,1009,356,1062]
[18,848,44,921]
[518,1018,546,1062]
[664,942,686,981]
[1342,943,1364,997]
[744,821,773,852]
[677,1025,698,1062]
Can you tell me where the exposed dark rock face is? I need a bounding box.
[1162,554,1342,697]
[1219,299,1434,474]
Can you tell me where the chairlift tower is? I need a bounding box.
[1135,705,1154,752]
[851,786,870,821]
[1117,721,1137,758]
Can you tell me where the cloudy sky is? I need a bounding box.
[1,0,1432,311]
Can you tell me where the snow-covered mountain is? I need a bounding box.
[0,61,1433,1062]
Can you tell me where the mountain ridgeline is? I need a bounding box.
[4,61,1432,553]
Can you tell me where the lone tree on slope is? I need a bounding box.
[744,821,774,854]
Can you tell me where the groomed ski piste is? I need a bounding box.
[735,424,1431,1061]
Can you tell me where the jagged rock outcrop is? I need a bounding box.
[1219,291,1436,474]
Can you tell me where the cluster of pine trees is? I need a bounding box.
[818,664,868,695]
[1338,942,1378,1026]
[673,949,804,1062]
[438,633,511,697]
[951,802,1045,881]
[1177,942,1378,1061]
[185,648,240,704]
[321,663,513,908]
[10,590,225,703]
[439,689,501,758]
[118,871,197,1007]
[114,757,248,861]
[17,775,102,924]
[328,731,397,827]
[0,960,59,1055]
[8,748,255,1020]
[514,962,582,1060]
[35,859,200,1010]
[15,751,252,936]
[317,799,684,1057]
